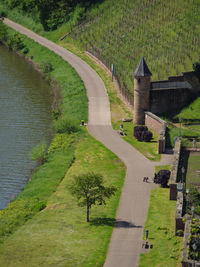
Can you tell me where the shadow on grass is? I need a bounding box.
[90,217,142,228]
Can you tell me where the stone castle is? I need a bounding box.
[133,57,200,125]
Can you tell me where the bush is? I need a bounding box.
[6,33,25,51]
[30,142,47,164]
[134,126,152,142]
[40,62,54,74]
[0,18,8,43]
[193,61,200,77]
[153,170,171,187]
[53,116,79,134]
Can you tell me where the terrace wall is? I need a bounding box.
[144,112,166,153]
[170,139,181,200]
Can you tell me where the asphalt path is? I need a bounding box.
[4,18,157,267]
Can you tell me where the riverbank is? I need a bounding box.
[0,24,126,266]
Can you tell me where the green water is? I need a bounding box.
[0,45,52,209]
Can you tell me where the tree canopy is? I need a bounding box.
[68,172,117,222]
[3,0,100,30]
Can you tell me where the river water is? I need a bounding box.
[0,45,52,209]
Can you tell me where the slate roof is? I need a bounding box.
[134,57,152,77]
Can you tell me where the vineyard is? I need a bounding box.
[64,0,200,104]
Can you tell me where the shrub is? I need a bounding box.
[6,34,25,51]
[134,126,152,142]
[30,142,47,164]
[53,116,79,134]
[0,18,8,43]
[193,61,200,78]
[153,170,171,187]
[40,62,54,74]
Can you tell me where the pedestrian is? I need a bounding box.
[145,229,149,240]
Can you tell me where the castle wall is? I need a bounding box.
[150,87,192,114]
[149,72,200,114]
[145,112,166,134]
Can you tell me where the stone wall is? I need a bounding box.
[144,112,166,153]
[150,72,200,114]
[175,191,185,234]
[150,87,191,114]
[169,139,181,200]
[182,220,200,267]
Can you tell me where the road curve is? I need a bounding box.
[4,18,156,267]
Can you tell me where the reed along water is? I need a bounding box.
[0,45,52,209]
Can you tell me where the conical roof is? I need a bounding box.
[134,57,152,77]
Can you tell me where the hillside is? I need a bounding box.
[64,0,200,103]
[1,0,200,104]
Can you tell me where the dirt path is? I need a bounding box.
[4,18,163,267]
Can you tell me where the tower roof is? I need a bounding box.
[134,57,152,77]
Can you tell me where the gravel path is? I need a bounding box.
[4,18,166,267]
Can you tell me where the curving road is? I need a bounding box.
[4,18,157,267]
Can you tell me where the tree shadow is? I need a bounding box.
[90,217,142,228]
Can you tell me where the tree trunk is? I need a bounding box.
[87,205,90,222]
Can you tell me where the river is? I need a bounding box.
[0,45,52,209]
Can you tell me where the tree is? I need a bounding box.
[68,172,117,222]
[0,19,8,43]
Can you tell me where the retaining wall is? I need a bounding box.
[144,112,166,153]
[170,139,181,200]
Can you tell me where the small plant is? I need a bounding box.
[30,142,47,165]
[53,116,79,134]
[6,34,25,51]
[177,229,184,236]
[134,126,153,142]
[40,62,54,74]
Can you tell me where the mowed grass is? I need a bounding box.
[0,131,125,267]
[186,152,200,189]
[139,188,182,267]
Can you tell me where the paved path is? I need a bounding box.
[4,18,169,267]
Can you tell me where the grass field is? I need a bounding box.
[0,130,125,266]
[161,97,200,147]
[139,188,182,267]
[186,152,200,189]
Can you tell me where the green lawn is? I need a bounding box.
[186,152,200,189]
[0,131,125,267]
[139,188,182,267]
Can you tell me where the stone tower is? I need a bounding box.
[133,57,152,125]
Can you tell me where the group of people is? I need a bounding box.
[143,176,149,182]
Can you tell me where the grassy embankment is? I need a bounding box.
[139,188,183,267]
[185,152,200,189]
[0,1,162,161]
[161,97,200,147]
[0,26,125,266]
[139,164,183,267]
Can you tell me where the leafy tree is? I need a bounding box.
[69,172,117,222]
[193,61,200,78]
[0,19,8,43]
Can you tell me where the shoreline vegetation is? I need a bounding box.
[0,22,126,266]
